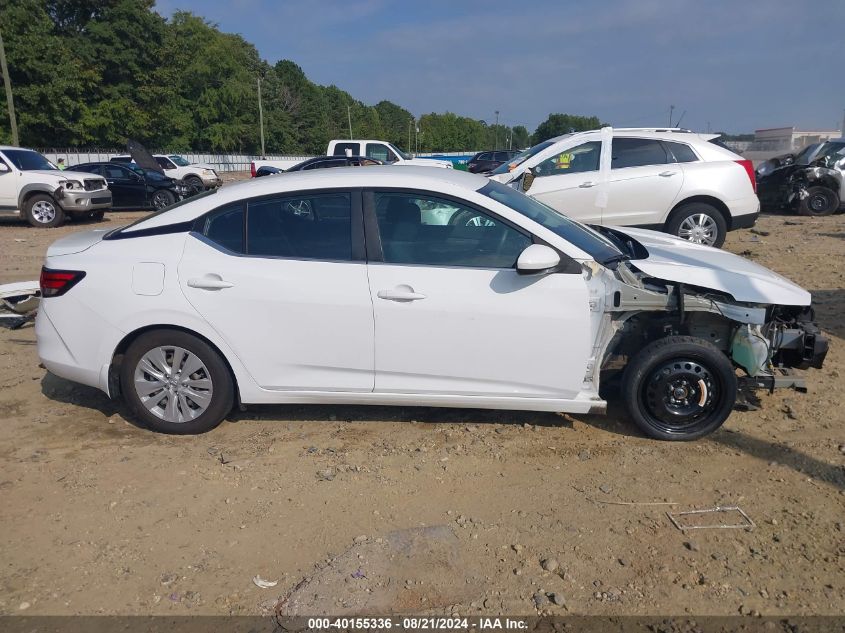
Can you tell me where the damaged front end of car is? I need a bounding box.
[584,229,828,412]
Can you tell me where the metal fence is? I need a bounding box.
[36,149,311,172]
[36,149,480,172]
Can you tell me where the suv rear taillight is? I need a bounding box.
[250,161,256,178]
[40,268,86,297]
[735,159,757,194]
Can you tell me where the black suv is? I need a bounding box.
[466,150,521,174]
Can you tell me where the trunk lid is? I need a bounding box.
[46,229,110,257]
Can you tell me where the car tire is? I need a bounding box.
[120,329,234,435]
[621,335,737,441]
[151,190,175,211]
[448,209,497,227]
[24,193,65,228]
[185,176,204,192]
[665,203,727,248]
[798,186,839,217]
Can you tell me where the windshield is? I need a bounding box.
[479,180,624,265]
[168,155,191,167]
[490,139,559,175]
[387,143,411,161]
[2,149,57,171]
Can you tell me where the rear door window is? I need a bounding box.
[202,204,245,253]
[246,193,352,260]
[611,138,670,169]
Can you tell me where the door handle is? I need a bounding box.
[187,274,234,290]
[659,171,678,177]
[579,181,597,188]
[377,287,426,302]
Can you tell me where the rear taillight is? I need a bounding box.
[40,268,86,297]
[250,162,256,178]
[735,159,757,194]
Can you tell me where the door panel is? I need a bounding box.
[366,190,591,398]
[103,164,145,208]
[526,140,604,223]
[179,237,374,391]
[368,264,591,398]
[602,137,684,226]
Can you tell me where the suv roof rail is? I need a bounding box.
[613,127,694,133]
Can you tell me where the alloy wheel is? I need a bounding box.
[31,200,57,224]
[133,346,214,423]
[152,192,170,210]
[677,213,718,246]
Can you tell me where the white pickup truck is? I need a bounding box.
[250,139,453,175]
[0,146,112,227]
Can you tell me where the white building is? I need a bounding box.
[751,126,841,153]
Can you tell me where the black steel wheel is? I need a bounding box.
[622,336,737,440]
[798,186,839,217]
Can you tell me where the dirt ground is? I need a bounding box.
[0,199,843,617]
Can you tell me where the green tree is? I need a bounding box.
[532,113,605,143]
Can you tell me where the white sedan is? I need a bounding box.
[35,167,826,439]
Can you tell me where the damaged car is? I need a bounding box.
[756,139,845,216]
[35,168,826,439]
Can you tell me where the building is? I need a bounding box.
[750,126,842,153]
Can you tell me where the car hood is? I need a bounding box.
[400,158,453,168]
[25,169,92,183]
[611,226,811,306]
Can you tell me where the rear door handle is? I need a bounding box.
[579,181,597,188]
[187,274,234,290]
[377,287,426,302]
[659,171,678,177]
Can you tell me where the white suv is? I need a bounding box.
[488,128,759,247]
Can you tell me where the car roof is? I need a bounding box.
[123,166,491,232]
[547,128,717,144]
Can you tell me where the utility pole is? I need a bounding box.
[668,105,675,127]
[408,117,413,155]
[257,77,265,157]
[347,105,353,140]
[494,110,499,149]
[706,121,711,133]
[0,30,19,146]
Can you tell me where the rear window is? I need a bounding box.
[664,141,698,163]
[333,142,358,157]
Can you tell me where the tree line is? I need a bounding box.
[0,0,605,154]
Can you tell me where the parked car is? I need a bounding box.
[111,154,220,190]
[756,139,845,216]
[36,167,825,439]
[0,146,111,227]
[254,156,382,177]
[74,162,187,210]
[488,128,759,248]
[467,150,521,174]
[251,139,453,175]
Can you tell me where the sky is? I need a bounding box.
[153,0,845,135]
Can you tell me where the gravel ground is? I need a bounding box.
[0,198,843,616]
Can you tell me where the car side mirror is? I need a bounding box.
[522,168,536,192]
[516,244,560,275]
